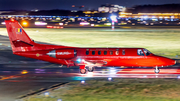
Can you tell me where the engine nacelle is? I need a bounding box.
[47,49,76,59]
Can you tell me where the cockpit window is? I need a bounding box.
[137,49,144,56]
[143,49,151,56]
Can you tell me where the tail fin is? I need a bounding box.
[5,20,35,52]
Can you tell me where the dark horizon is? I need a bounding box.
[0,0,180,11]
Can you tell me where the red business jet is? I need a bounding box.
[5,20,176,74]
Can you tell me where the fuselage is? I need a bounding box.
[74,48,175,67]
[13,45,176,68]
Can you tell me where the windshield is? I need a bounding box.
[143,49,151,56]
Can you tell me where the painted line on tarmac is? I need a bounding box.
[0,64,55,81]
[40,64,55,69]
[18,82,69,99]
[0,43,11,47]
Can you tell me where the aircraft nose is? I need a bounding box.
[162,58,176,66]
[173,60,176,65]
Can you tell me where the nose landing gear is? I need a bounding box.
[154,66,160,74]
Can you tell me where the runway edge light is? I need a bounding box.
[108,77,112,81]
[81,80,85,84]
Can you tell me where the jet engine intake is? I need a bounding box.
[47,49,76,59]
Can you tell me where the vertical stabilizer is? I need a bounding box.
[5,20,35,52]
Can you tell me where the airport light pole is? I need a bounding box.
[110,15,117,30]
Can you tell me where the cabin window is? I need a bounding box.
[104,51,107,55]
[122,50,125,55]
[92,51,95,55]
[98,51,101,55]
[143,49,151,56]
[110,51,113,55]
[115,50,119,55]
[137,49,144,56]
[86,51,89,55]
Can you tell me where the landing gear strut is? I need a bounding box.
[86,66,95,72]
[154,66,160,74]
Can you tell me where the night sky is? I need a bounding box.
[1,0,180,10]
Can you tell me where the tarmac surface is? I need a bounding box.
[0,34,180,101]
[0,35,78,101]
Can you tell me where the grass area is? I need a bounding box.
[0,27,180,57]
[24,79,180,101]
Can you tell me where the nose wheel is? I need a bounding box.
[154,67,160,74]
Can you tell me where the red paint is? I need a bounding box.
[5,20,176,74]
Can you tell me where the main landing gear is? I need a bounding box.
[80,69,87,74]
[154,66,160,74]
[79,66,95,74]
[86,66,95,72]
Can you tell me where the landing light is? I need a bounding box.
[76,58,81,63]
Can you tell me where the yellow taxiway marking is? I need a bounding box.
[0,64,55,81]
[121,27,131,29]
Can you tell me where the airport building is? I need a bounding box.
[98,4,126,13]
[119,12,180,19]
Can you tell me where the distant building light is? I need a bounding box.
[1,22,5,25]
[104,23,111,26]
[152,16,156,19]
[80,22,90,25]
[91,24,94,26]
[35,21,47,25]
[71,10,77,12]
[59,23,63,25]
[143,16,148,19]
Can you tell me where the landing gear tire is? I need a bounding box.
[80,69,86,74]
[86,67,94,72]
[154,67,160,74]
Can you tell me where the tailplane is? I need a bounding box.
[5,20,35,52]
